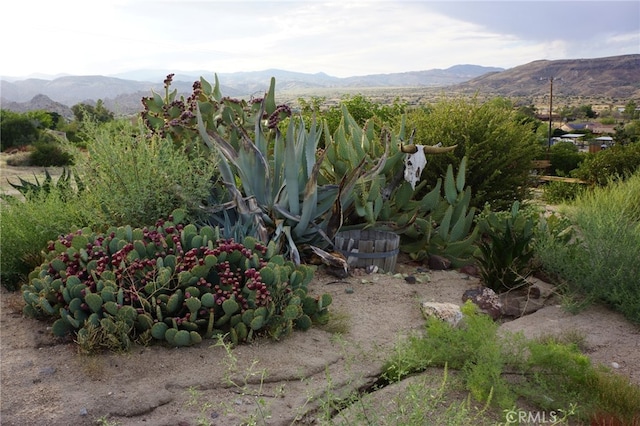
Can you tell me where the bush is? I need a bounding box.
[73,120,219,228]
[405,97,540,210]
[21,210,330,350]
[574,142,640,185]
[0,109,39,150]
[549,141,583,176]
[30,141,74,167]
[542,181,587,204]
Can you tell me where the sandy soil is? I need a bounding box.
[2,260,639,426]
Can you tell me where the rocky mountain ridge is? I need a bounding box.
[2,55,638,117]
[1,65,502,113]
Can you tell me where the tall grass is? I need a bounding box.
[535,171,640,323]
[0,187,100,290]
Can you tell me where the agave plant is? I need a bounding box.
[194,76,386,263]
[3,168,84,202]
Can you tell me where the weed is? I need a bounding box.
[94,415,121,426]
[535,171,640,323]
[184,386,214,426]
[381,303,640,424]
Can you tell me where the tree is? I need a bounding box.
[575,104,597,119]
[550,141,583,176]
[322,94,405,134]
[624,101,639,120]
[405,97,540,210]
[71,99,114,123]
[0,109,39,150]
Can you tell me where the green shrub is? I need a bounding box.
[542,181,587,204]
[0,109,39,150]
[549,141,583,176]
[29,141,75,167]
[574,142,640,185]
[382,303,640,423]
[0,186,100,290]
[382,302,514,409]
[21,210,329,350]
[74,120,218,228]
[535,171,640,323]
[405,97,540,211]
[475,202,536,293]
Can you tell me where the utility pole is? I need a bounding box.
[547,77,554,157]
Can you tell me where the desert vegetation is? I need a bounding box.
[1,74,639,424]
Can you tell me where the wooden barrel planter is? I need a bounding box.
[334,230,400,273]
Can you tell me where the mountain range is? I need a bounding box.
[1,55,638,119]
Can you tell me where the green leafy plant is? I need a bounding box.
[534,171,640,323]
[542,180,587,204]
[191,76,386,261]
[574,142,640,185]
[382,302,640,424]
[21,209,331,351]
[405,97,540,211]
[0,184,96,290]
[73,120,218,228]
[30,139,75,167]
[475,201,536,293]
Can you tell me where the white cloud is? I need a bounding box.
[1,0,637,78]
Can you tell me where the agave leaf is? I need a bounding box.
[451,187,472,224]
[294,143,328,236]
[456,156,467,193]
[284,119,300,215]
[419,179,442,212]
[444,164,457,205]
[264,77,277,116]
[438,205,453,241]
[212,74,222,101]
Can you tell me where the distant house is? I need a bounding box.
[560,121,616,135]
[560,122,597,133]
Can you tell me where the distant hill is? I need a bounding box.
[451,54,640,100]
[1,65,501,115]
[2,56,639,117]
[1,94,74,120]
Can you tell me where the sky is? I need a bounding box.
[1,0,638,79]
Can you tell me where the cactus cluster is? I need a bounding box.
[21,209,330,349]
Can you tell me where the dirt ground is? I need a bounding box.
[2,261,639,426]
[1,157,639,425]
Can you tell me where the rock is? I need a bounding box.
[499,286,548,318]
[459,264,479,277]
[428,255,451,270]
[462,287,502,320]
[421,302,463,326]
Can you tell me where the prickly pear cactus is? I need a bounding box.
[21,209,329,351]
